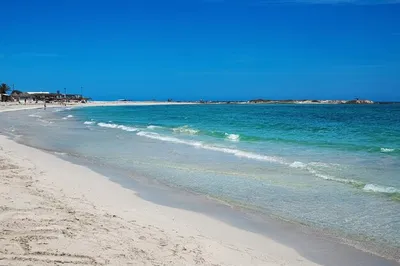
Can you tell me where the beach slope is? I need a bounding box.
[0,135,318,265]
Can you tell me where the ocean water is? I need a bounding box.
[1,104,400,258]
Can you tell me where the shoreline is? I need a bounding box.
[1,106,398,265]
[0,135,319,265]
[0,100,197,113]
[0,105,316,265]
[3,99,398,114]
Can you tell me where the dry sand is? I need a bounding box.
[0,105,319,265]
[0,100,196,113]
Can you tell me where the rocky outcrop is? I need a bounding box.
[248,99,374,104]
[344,99,374,104]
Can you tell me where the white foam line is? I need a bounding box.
[363,184,399,194]
[97,122,138,132]
[381,148,395,153]
[172,125,199,135]
[136,131,286,164]
[225,133,240,142]
[147,125,162,130]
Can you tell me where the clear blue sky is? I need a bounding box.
[1,0,399,101]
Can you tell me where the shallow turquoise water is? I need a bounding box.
[2,104,400,252]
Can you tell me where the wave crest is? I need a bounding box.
[363,184,399,194]
[147,125,162,130]
[172,126,199,135]
[381,148,395,153]
[84,121,95,125]
[290,161,364,186]
[62,115,74,120]
[289,161,307,169]
[225,133,240,142]
[97,122,138,132]
[137,131,285,164]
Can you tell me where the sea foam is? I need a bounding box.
[97,122,138,132]
[381,148,395,153]
[84,121,95,125]
[290,161,364,186]
[363,184,399,194]
[136,130,399,195]
[172,126,199,135]
[225,133,240,142]
[29,114,42,118]
[62,115,74,120]
[136,131,285,164]
[147,125,162,130]
[289,161,307,169]
[305,166,363,186]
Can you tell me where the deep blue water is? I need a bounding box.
[2,104,400,254]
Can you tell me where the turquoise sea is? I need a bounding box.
[1,104,399,261]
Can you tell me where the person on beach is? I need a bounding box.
[44,101,47,110]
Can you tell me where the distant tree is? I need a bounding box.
[0,83,11,102]
[0,83,10,94]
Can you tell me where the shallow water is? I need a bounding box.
[1,104,399,261]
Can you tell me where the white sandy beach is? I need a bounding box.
[0,100,196,113]
[0,105,318,265]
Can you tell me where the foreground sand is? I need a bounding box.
[0,133,319,265]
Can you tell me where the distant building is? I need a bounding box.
[1,93,10,102]
[26,91,50,95]
[5,90,90,103]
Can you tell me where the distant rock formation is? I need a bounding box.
[344,99,374,104]
[248,99,374,104]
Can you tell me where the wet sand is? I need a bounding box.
[0,135,321,265]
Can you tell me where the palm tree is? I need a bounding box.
[0,83,11,102]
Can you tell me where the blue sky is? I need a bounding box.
[1,0,399,101]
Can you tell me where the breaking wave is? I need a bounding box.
[310,170,363,186]
[363,184,400,194]
[290,161,364,186]
[136,131,285,164]
[225,133,240,142]
[97,122,138,132]
[381,148,395,153]
[172,125,199,135]
[289,161,399,200]
[289,161,307,169]
[134,131,397,195]
[147,125,163,130]
[62,115,74,120]
[84,121,96,125]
